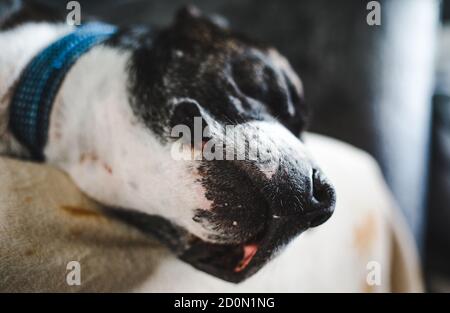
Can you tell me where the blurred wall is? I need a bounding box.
[33,0,440,246]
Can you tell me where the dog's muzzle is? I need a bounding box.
[107,160,335,283]
[184,160,335,282]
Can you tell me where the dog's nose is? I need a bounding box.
[264,164,336,228]
[308,168,336,227]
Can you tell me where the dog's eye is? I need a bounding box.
[169,100,211,143]
[170,100,202,128]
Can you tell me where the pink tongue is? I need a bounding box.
[234,244,259,272]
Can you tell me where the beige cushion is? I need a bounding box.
[0,133,423,292]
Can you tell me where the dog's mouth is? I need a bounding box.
[180,211,317,283]
[105,206,314,283]
[180,223,267,281]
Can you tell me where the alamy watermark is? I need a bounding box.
[367,1,381,26]
[366,261,382,287]
[66,1,81,26]
[66,261,81,286]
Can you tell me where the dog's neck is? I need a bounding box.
[43,37,145,210]
[8,22,117,160]
[0,22,173,218]
[0,22,132,168]
[0,22,72,156]
[44,43,132,166]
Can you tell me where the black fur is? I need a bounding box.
[0,0,61,30]
[105,7,333,282]
[1,2,335,283]
[107,6,309,141]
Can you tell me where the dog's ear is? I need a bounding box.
[174,5,230,30]
[175,5,202,21]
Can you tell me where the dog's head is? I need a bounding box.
[68,7,335,283]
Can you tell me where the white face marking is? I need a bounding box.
[190,109,311,180]
[241,121,311,180]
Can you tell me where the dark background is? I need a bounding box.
[23,0,450,290]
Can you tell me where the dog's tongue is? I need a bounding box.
[234,244,259,272]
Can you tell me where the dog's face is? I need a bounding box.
[72,7,336,283]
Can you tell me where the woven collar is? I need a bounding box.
[9,22,117,160]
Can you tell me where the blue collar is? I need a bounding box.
[9,22,117,160]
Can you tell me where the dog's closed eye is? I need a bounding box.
[170,99,203,128]
[169,99,211,145]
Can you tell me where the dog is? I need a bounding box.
[0,1,336,283]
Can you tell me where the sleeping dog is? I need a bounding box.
[0,2,335,283]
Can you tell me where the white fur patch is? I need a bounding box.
[44,46,214,240]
